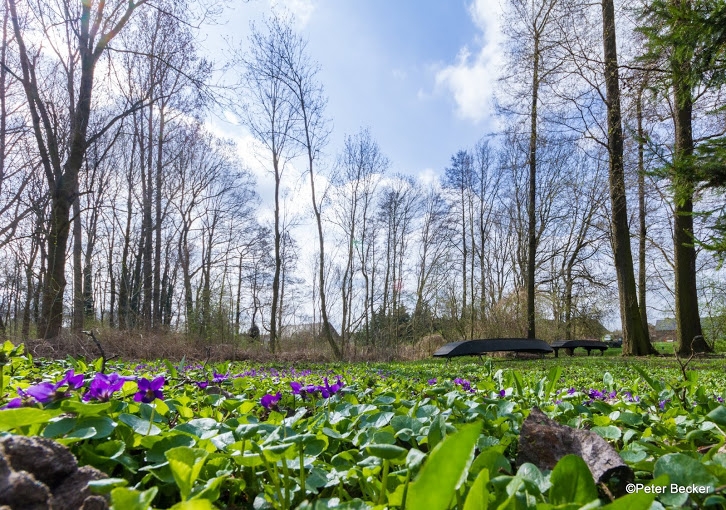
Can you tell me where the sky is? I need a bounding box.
[200,0,505,185]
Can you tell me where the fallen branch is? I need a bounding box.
[82,330,107,374]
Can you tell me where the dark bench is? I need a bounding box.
[551,340,608,358]
[433,338,553,360]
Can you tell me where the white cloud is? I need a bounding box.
[434,0,504,123]
[269,0,316,28]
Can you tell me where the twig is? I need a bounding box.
[674,337,698,404]
[83,330,107,374]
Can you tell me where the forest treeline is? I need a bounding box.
[0,0,725,359]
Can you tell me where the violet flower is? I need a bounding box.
[134,376,165,403]
[24,370,85,404]
[428,378,437,385]
[212,371,228,383]
[499,389,506,397]
[454,378,472,392]
[1,397,23,409]
[290,381,302,394]
[84,372,126,402]
[260,391,281,409]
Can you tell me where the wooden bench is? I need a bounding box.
[433,338,553,360]
[550,340,608,358]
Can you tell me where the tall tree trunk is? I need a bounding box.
[671,23,709,354]
[72,181,83,333]
[601,0,653,355]
[270,159,282,354]
[153,107,165,327]
[636,86,650,334]
[527,40,540,340]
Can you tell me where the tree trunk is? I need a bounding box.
[636,86,650,334]
[270,159,282,354]
[672,38,709,354]
[527,40,540,340]
[601,0,653,355]
[72,182,83,333]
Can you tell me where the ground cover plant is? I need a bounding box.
[0,341,725,509]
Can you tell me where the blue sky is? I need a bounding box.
[203,0,504,181]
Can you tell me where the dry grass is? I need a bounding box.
[20,328,443,363]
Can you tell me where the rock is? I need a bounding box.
[0,435,77,488]
[0,435,109,510]
[52,466,108,510]
[517,407,633,497]
[0,470,51,510]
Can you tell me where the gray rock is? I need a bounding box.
[517,407,633,497]
[0,435,77,489]
[0,470,51,510]
[51,466,107,510]
[0,435,109,510]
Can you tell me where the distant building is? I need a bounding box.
[654,318,676,342]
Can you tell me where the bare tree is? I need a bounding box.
[237,18,298,354]
[501,0,564,339]
[333,128,387,353]
[7,0,149,339]
[271,16,341,358]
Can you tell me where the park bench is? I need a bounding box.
[433,338,553,360]
[550,340,608,358]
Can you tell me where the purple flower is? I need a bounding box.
[554,399,562,405]
[212,371,228,383]
[428,378,437,385]
[134,376,165,403]
[499,389,506,397]
[196,381,209,389]
[588,389,604,400]
[24,370,85,404]
[290,381,302,394]
[84,373,126,402]
[24,382,57,404]
[717,396,724,404]
[260,392,281,409]
[324,377,342,396]
[659,399,669,410]
[568,388,576,395]
[60,370,85,390]
[1,397,23,409]
[454,378,472,392]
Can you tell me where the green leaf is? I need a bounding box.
[603,372,614,389]
[654,453,718,506]
[119,413,161,436]
[707,406,726,426]
[61,400,113,416]
[365,443,407,460]
[427,414,446,450]
[545,366,563,398]
[165,446,209,501]
[548,455,598,506]
[0,408,55,431]
[407,422,481,510]
[592,425,622,440]
[77,416,117,439]
[463,468,489,510]
[190,475,227,502]
[170,500,215,510]
[42,417,77,438]
[110,487,158,510]
[88,478,129,494]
